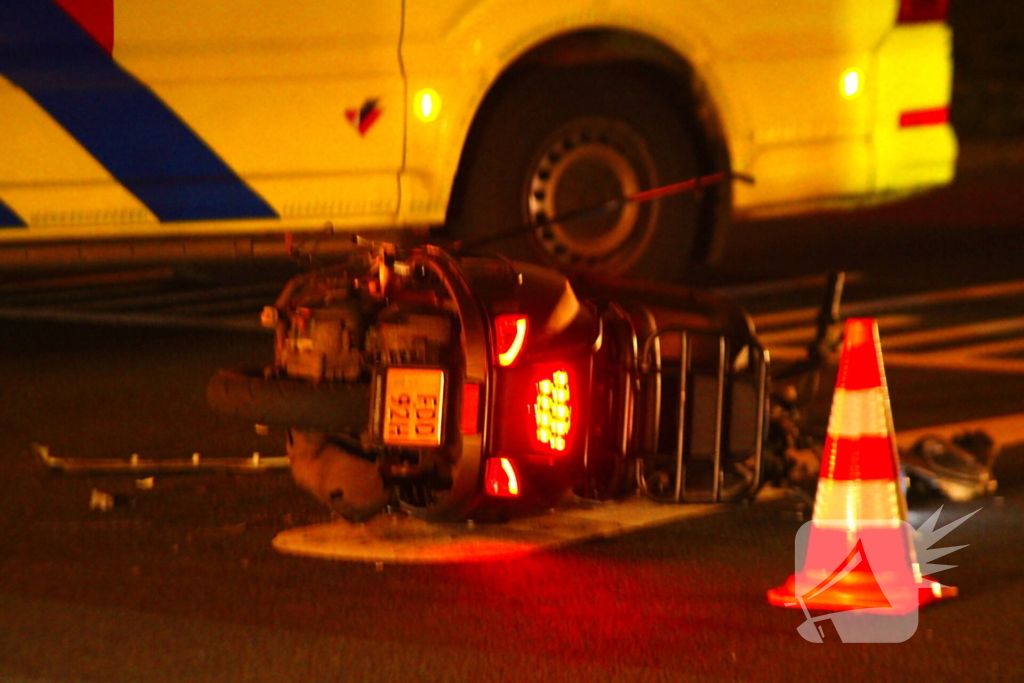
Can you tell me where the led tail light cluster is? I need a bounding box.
[535,369,571,452]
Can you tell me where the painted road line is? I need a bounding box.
[766,346,1024,374]
[753,279,1024,330]
[930,336,1024,359]
[757,314,918,347]
[880,315,1024,350]
[895,412,1024,451]
[273,488,787,564]
[881,351,1024,375]
[716,272,863,300]
[762,316,1024,374]
[882,336,1024,375]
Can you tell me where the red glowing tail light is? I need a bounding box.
[897,0,949,23]
[485,457,520,497]
[494,314,528,367]
[534,369,571,452]
[461,382,481,435]
[899,106,949,128]
[490,361,583,458]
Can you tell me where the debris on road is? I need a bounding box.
[902,431,999,502]
[34,443,289,475]
[88,489,134,512]
[89,489,115,512]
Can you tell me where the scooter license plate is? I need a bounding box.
[383,368,445,447]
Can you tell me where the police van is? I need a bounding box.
[0,1,956,278]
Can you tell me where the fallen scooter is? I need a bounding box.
[207,240,777,522]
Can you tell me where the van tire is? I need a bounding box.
[449,66,707,281]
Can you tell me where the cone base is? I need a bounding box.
[768,573,955,613]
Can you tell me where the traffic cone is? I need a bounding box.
[768,318,956,614]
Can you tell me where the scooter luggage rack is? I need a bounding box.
[636,325,766,504]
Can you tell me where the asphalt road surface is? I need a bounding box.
[2,148,1024,682]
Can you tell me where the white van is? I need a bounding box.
[0,1,956,278]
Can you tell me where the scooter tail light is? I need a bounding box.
[494,314,528,367]
[461,382,481,435]
[490,362,581,458]
[485,457,520,497]
[535,368,571,452]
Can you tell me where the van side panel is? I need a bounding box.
[0,0,404,240]
[0,1,955,242]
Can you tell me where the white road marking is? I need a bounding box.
[757,314,919,347]
[769,346,1024,374]
[714,271,863,299]
[880,315,1024,350]
[755,280,1024,375]
[753,279,1024,330]
[937,336,1024,358]
[880,351,1024,375]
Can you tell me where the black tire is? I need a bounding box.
[449,66,708,281]
[206,368,370,433]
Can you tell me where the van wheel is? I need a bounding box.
[450,67,713,281]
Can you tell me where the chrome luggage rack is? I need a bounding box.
[636,325,767,503]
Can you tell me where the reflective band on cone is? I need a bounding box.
[826,387,889,440]
[768,318,956,613]
[812,480,901,527]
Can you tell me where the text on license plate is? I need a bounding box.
[383,368,445,447]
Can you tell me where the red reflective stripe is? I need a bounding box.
[897,0,950,24]
[54,0,114,54]
[834,319,883,390]
[820,434,897,481]
[899,107,949,128]
[461,383,481,435]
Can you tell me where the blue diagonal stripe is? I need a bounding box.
[0,0,278,223]
[0,198,26,228]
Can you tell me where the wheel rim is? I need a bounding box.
[526,117,659,273]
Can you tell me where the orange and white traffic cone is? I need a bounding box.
[768,318,955,614]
